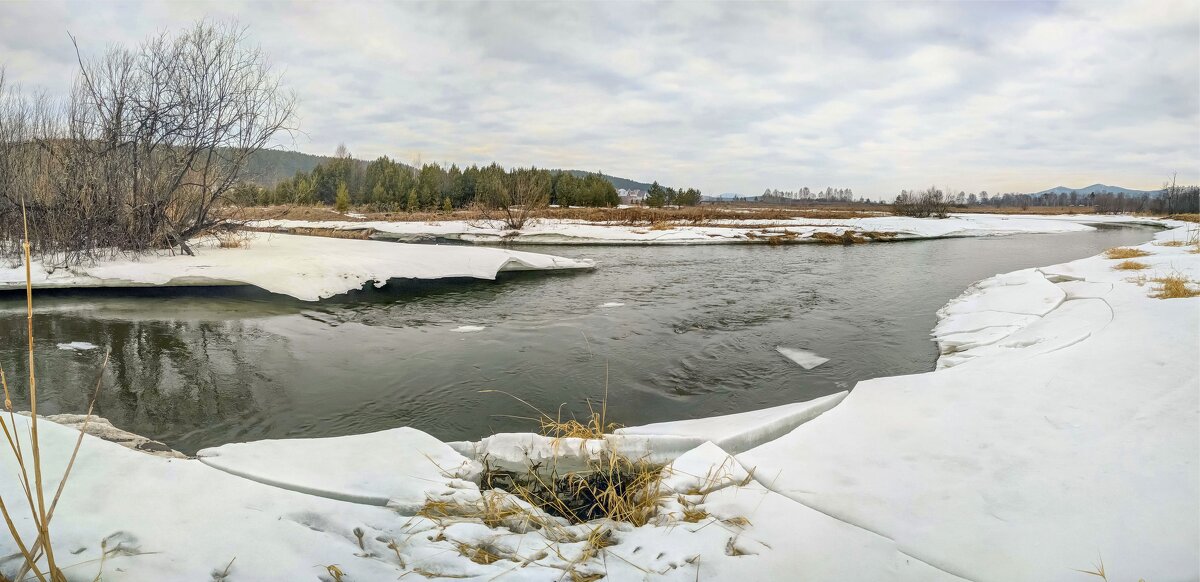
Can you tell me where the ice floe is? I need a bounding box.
[775,346,830,369]
[451,325,486,333]
[55,341,98,351]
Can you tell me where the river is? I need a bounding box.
[0,225,1155,453]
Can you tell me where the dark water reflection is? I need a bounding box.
[0,226,1156,453]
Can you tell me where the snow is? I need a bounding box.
[196,427,481,511]
[737,222,1200,581]
[0,219,1192,581]
[0,232,594,301]
[55,341,98,351]
[246,213,1167,246]
[451,325,486,332]
[775,346,830,369]
[616,392,846,454]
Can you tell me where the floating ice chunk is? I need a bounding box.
[57,341,98,351]
[776,346,829,370]
[451,325,485,333]
[599,302,625,308]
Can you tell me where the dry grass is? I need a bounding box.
[1149,275,1200,299]
[1112,260,1149,271]
[0,206,110,581]
[455,542,503,565]
[811,230,868,245]
[213,230,250,248]
[1167,213,1200,223]
[1155,240,1186,247]
[1104,247,1151,259]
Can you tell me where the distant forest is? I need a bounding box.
[230,146,700,210]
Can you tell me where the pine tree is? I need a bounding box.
[335,182,350,212]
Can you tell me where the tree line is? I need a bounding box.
[893,184,1198,217]
[230,148,703,212]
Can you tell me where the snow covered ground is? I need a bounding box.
[248,213,1167,245]
[0,221,1195,580]
[0,232,593,301]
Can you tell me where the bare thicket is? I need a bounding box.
[476,166,550,230]
[0,21,295,265]
[892,186,951,218]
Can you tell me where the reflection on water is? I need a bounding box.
[0,226,1158,454]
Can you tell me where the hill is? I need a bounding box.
[239,150,657,192]
[561,170,653,191]
[1032,183,1164,197]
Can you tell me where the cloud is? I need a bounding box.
[0,0,1195,197]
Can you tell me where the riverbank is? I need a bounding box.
[1,222,1196,580]
[248,213,1169,245]
[0,232,593,301]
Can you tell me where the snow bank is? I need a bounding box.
[196,427,480,511]
[616,391,846,454]
[247,213,1164,246]
[738,223,1200,581]
[0,232,593,301]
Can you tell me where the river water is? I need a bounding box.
[0,226,1155,454]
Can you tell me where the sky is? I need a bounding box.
[0,0,1197,198]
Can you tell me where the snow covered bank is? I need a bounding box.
[247,213,1166,245]
[0,221,1193,580]
[0,232,593,301]
[738,221,1199,581]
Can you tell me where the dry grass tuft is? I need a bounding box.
[1149,275,1200,299]
[811,230,867,245]
[213,230,250,248]
[1155,240,1186,247]
[1104,247,1151,259]
[455,542,503,565]
[681,506,709,523]
[1112,260,1149,271]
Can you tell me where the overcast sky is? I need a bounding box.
[1,0,1196,197]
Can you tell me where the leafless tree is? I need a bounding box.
[0,20,295,263]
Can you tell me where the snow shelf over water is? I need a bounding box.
[0,232,593,301]
[2,219,1194,581]
[248,213,1167,245]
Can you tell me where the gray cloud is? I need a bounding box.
[1,0,1196,197]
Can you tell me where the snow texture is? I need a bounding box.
[0,232,593,301]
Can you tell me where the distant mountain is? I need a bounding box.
[562,170,653,191]
[1032,183,1164,197]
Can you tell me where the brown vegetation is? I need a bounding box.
[1104,247,1151,259]
[1149,275,1200,299]
[1112,260,1149,271]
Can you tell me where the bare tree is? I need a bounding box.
[476,165,550,230]
[0,20,295,262]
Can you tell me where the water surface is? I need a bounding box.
[0,226,1155,453]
